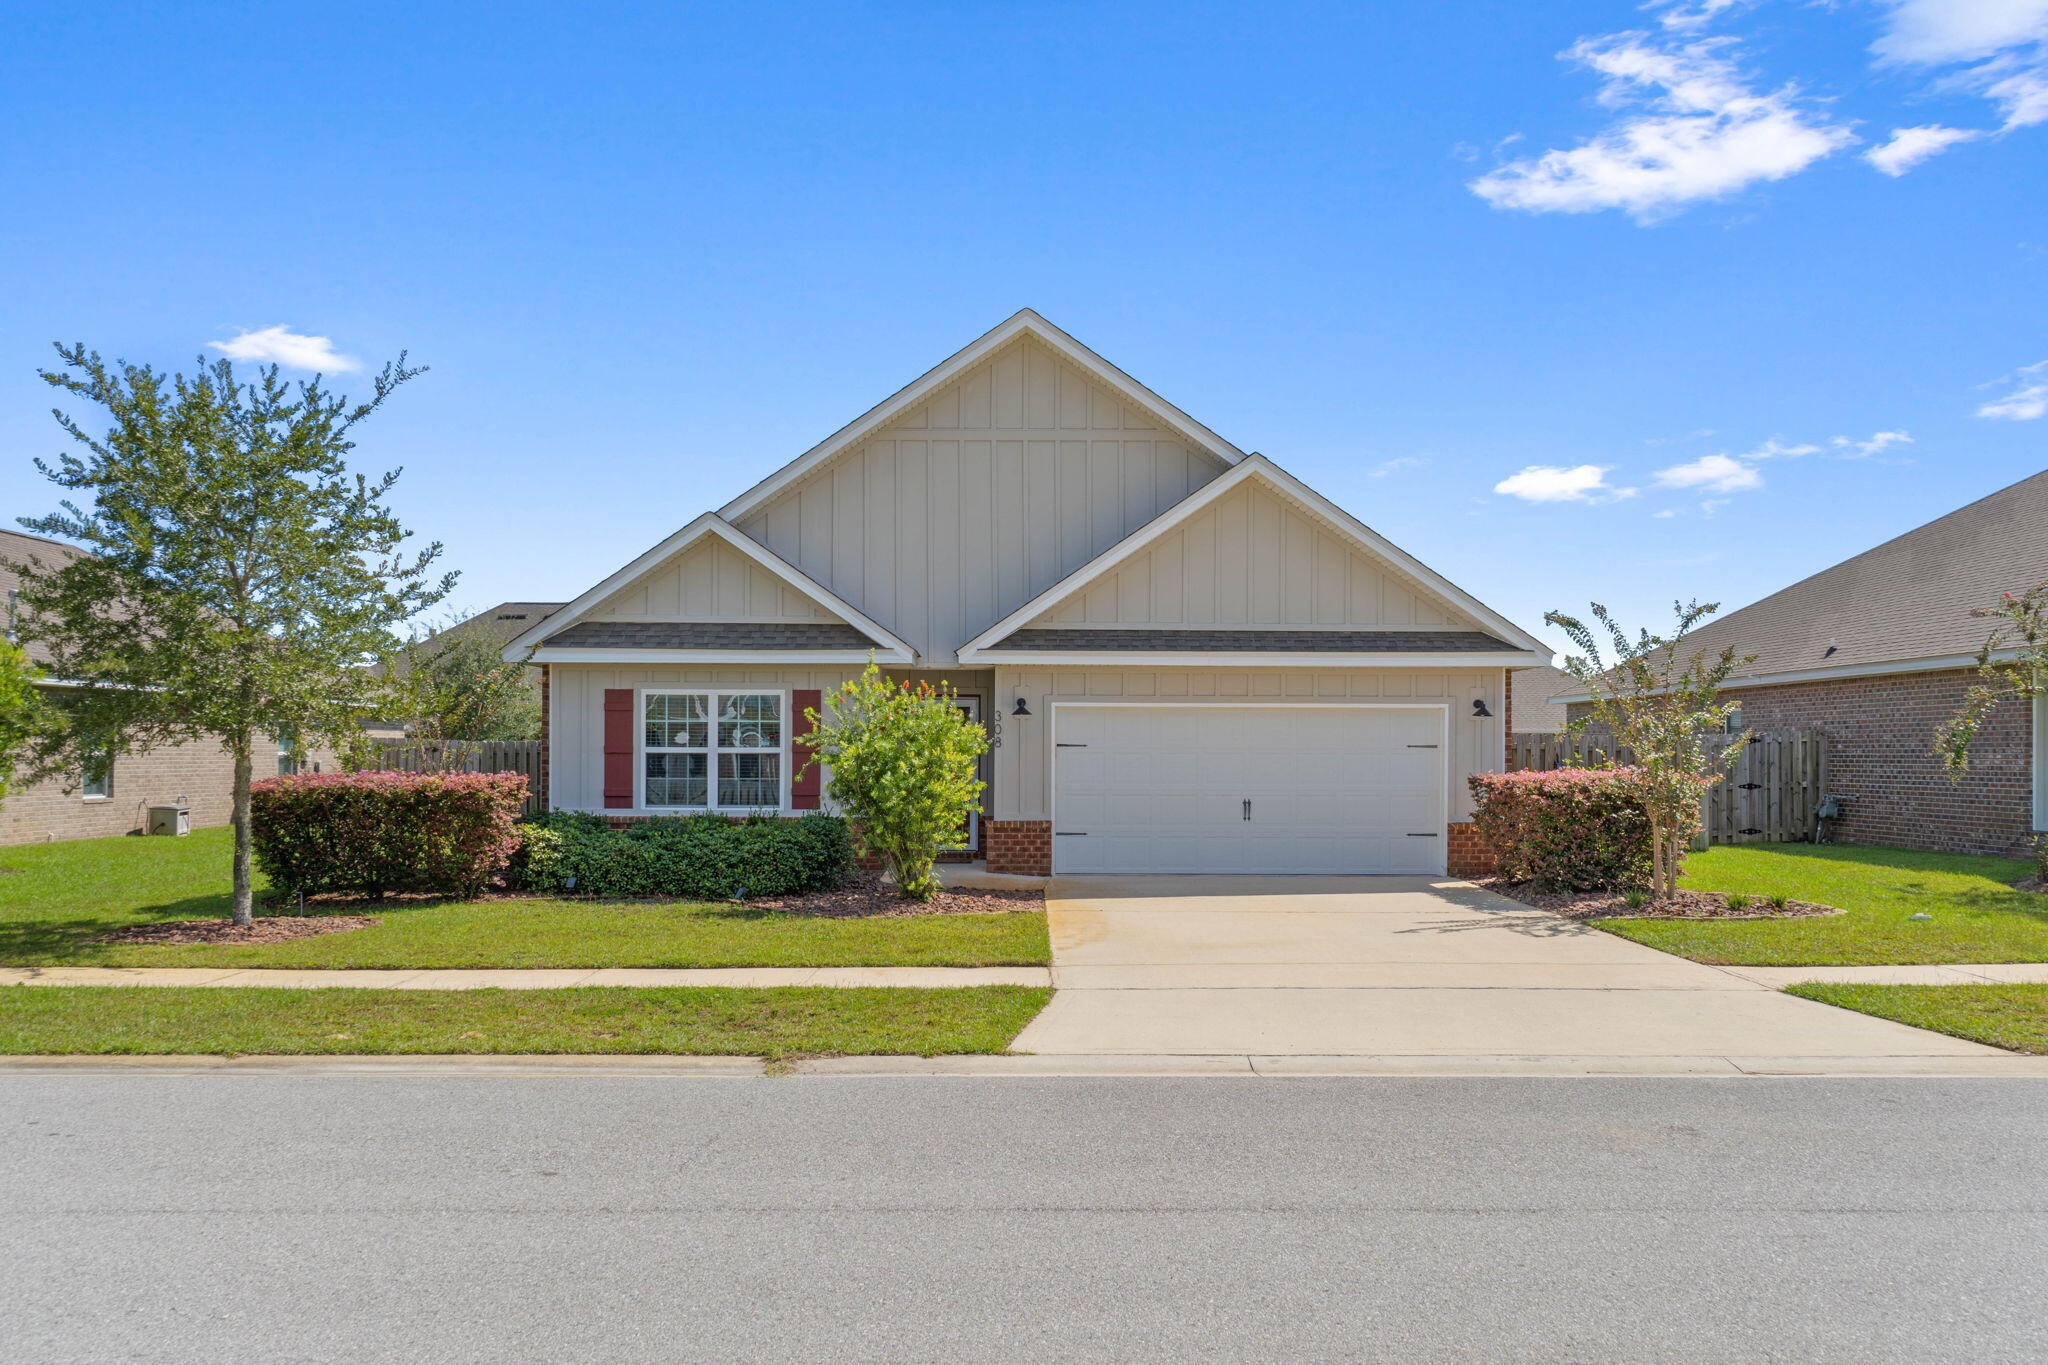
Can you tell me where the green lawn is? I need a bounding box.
[1786,983,2048,1054]
[0,984,1051,1057]
[1597,843,2044,966]
[0,827,1050,968]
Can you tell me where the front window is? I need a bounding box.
[275,724,300,777]
[644,691,782,810]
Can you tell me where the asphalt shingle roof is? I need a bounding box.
[984,628,1514,652]
[542,621,877,650]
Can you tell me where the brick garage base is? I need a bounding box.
[985,819,1052,876]
[1446,822,1496,879]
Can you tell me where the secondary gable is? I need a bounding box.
[585,535,838,624]
[1025,479,1479,631]
[735,333,1232,660]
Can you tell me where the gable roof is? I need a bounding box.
[1553,468,2048,699]
[717,309,1247,522]
[502,515,916,663]
[956,455,1550,662]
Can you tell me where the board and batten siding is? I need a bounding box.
[991,666,1506,824]
[548,663,862,812]
[736,336,1229,662]
[1030,479,1470,630]
[585,536,836,624]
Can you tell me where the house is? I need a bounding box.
[1554,469,2048,857]
[0,529,309,844]
[506,311,1549,876]
[1507,663,1575,734]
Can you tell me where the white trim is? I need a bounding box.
[956,455,1549,660]
[635,687,793,814]
[529,648,883,665]
[1545,648,2028,706]
[969,651,1543,669]
[717,309,1245,522]
[2034,693,2046,834]
[501,514,916,664]
[1047,700,1451,876]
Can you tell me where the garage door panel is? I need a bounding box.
[1051,705,1447,875]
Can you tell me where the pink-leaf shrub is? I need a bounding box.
[252,771,528,900]
[1468,768,1670,892]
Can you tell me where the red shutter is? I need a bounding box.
[790,688,822,810]
[602,689,635,809]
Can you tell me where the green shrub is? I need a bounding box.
[510,811,853,900]
[1765,892,1792,911]
[1621,887,1651,910]
[1468,767,1656,893]
[1724,892,1752,912]
[252,771,528,900]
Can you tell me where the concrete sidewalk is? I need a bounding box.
[0,966,1050,989]
[1013,875,2008,1059]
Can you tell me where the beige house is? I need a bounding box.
[508,311,1548,876]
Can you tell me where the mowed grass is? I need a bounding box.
[1787,983,2048,1054]
[0,984,1052,1057]
[0,827,1050,968]
[1596,843,2045,966]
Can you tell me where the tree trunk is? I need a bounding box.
[230,740,254,927]
[1649,815,1670,901]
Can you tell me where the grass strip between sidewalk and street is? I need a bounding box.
[1785,982,2048,1054]
[0,985,1053,1059]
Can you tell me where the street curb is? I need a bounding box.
[5,1053,2048,1078]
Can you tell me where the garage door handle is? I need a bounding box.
[1055,742,1088,748]
[1242,798,1252,821]
[1054,831,1088,836]
[1406,744,1438,749]
[1406,832,1438,837]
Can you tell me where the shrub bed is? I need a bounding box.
[510,812,854,900]
[252,771,528,900]
[1468,767,1658,892]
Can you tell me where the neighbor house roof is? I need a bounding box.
[0,529,88,671]
[427,602,567,648]
[1552,468,2048,700]
[1509,664,1575,731]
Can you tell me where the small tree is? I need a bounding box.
[0,640,47,814]
[380,629,541,771]
[1546,601,1753,900]
[1934,581,2048,876]
[9,346,452,925]
[796,663,987,902]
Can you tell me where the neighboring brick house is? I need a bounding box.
[0,529,312,846]
[1554,470,2048,858]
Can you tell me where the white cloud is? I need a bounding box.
[1367,456,1429,477]
[1494,464,1637,503]
[207,326,360,372]
[1830,429,1914,457]
[1736,436,1822,459]
[1873,0,2048,131]
[1652,507,1681,518]
[1649,0,1755,33]
[1865,123,1984,173]
[1470,34,1855,220]
[1978,360,2048,419]
[1654,451,1766,492]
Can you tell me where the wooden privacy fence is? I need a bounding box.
[1507,729,1831,847]
[372,740,543,815]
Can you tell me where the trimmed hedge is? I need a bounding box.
[252,771,528,900]
[1468,767,1658,892]
[509,812,854,900]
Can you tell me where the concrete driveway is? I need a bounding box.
[1012,876,2004,1060]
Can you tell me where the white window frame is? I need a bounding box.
[637,688,791,814]
[80,744,112,801]
[2033,694,2047,834]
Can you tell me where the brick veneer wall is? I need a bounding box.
[1446,821,1496,879]
[1570,667,2036,857]
[0,731,292,845]
[986,819,1052,876]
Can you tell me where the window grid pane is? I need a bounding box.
[644,693,708,750]
[717,693,781,751]
[645,753,708,807]
[640,692,785,809]
[718,752,781,809]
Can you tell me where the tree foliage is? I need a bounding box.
[379,627,541,770]
[796,664,986,902]
[0,640,48,809]
[1935,582,2048,776]
[1546,601,1752,900]
[7,345,451,923]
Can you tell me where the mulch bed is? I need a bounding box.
[1479,880,1841,921]
[94,914,382,946]
[2012,876,2047,895]
[747,871,1043,919]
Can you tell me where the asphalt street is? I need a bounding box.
[6,1075,2046,1362]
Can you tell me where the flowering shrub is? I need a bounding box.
[252,770,528,900]
[508,811,853,900]
[1467,767,1669,892]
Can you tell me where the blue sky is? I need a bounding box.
[2,1,2044,656]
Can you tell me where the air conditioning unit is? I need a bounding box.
[147,802,191,836]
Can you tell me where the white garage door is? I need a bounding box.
[1051,705,1447,875]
